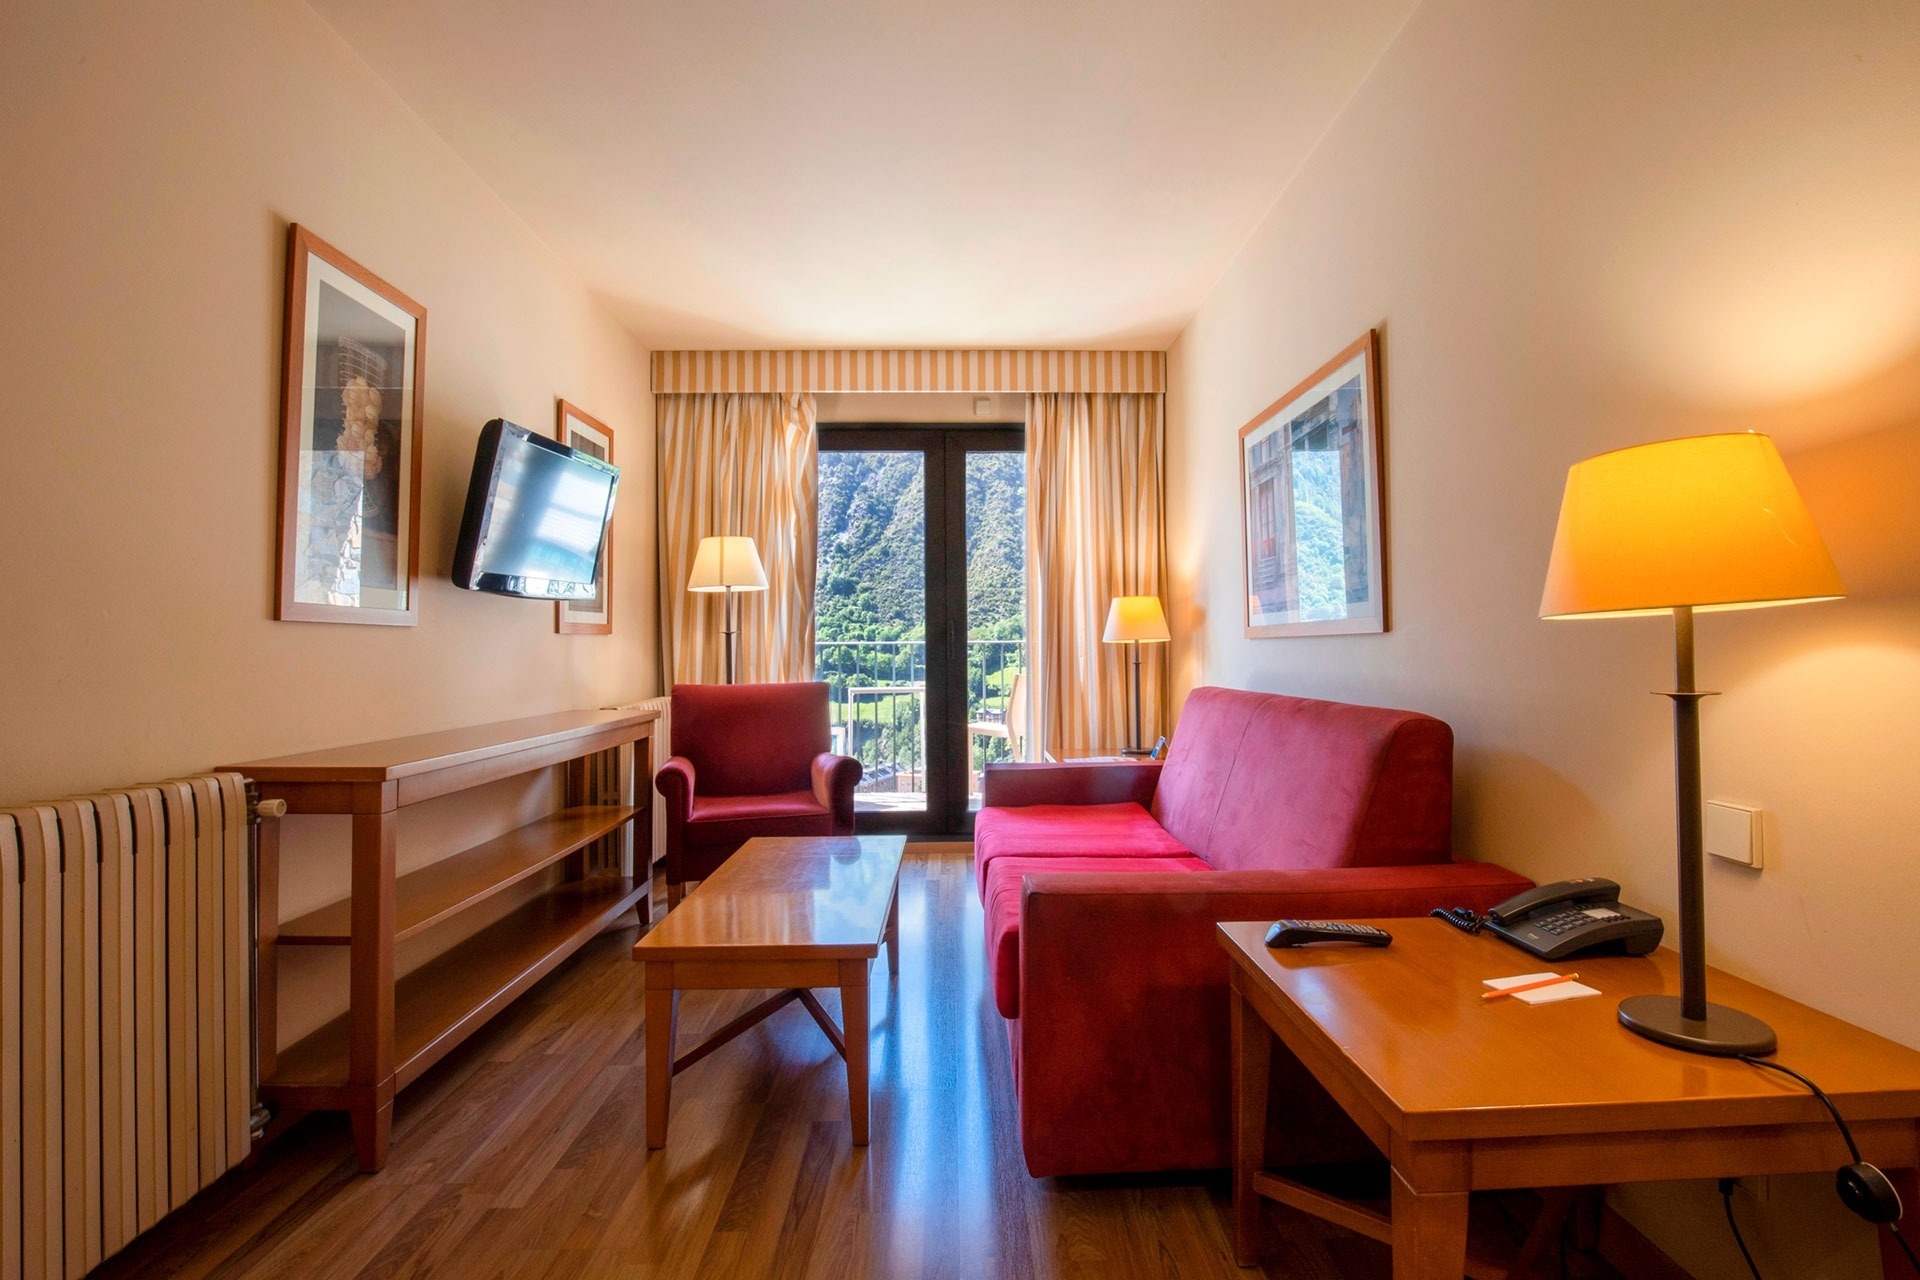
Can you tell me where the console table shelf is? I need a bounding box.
[224,708,659,1171]
[277,803,642,944]
[269,875,644,1098]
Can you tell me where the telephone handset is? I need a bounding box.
[1476,877,1664,962]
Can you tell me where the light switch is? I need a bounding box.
[973,396,993,417]
[1705,801,1761,868]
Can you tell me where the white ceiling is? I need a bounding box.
[310,0,1418,349]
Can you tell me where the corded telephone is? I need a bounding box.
[1436,877,1664,962]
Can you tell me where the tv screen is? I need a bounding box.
[451,419,619,598]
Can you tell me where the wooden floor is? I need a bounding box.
[96,847,1620,1279]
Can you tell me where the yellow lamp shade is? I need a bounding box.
[1540,433,1843,619]
[687,536,767,592]
[1103,595,1171,643]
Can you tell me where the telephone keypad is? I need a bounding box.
[1534,906,1625,937]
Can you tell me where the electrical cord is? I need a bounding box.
[1738,1054,1920,1277]
[1720,1178,1765,1280]
[1740,1056,1862,1161]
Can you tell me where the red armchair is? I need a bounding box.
[976,686,1533,1176]
[653,682,861,905]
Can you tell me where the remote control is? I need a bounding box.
[1263,920,1393,948]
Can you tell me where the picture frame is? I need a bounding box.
[555,399,615,635]
[275,224,426,625]
[1238,329,1387,637]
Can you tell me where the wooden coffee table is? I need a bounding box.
[632,834,905,1148]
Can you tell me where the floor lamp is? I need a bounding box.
[1103,596,1170,756]
[1540,432,1844,1056]
[688,535,767,684]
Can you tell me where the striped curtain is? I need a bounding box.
[1026,393,1168,760]
[657,393,818,684]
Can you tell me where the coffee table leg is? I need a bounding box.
[884,884,900,975]
[1390,1167,1469,1280]
[645,963,677,1149]
[1230,980,1272,1266]
[840,958,872,1145]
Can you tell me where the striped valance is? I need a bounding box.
[651,348,1166,395]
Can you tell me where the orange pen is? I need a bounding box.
[1483,973,1580,1001]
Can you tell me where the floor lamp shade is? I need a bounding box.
[1540,433,1843,619]
[688,536,767,683]
[687,536,768,593]
[1104,596,1170,755]
[1540,432,1843,1056]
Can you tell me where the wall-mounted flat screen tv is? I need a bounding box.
[451,418,620,599]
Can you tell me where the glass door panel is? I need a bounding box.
[816,449,928,815]
[817,425,1024,834]
[964,451,1027,806]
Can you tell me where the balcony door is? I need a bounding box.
[815,424,1025,837]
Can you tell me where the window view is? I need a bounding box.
[814,444,1026,815]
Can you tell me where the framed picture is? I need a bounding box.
[1239,329,1387,637]
[275,225,425,625]
[555,399,615,635]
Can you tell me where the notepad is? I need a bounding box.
[1483,972,1601,1005]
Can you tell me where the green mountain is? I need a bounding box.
[815,450,1025,646]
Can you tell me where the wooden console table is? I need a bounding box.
[226,708,658,1171]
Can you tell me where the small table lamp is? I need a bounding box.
[1103,596,1171,756]
[1541,432,1843,1056]
[688,535,768,684]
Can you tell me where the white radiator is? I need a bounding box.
[3,772,253,1279]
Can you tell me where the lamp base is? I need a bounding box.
[1618,994,1777,1057]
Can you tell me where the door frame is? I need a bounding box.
[817,423,1024,838]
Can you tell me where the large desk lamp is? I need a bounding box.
[1104,595,1171,756]
[1540,432,1843,1056]
[688,535,767,684]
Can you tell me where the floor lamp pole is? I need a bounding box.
[723,588,739,685]
[1123,640,1148,756]
[1616,604,1777,1056]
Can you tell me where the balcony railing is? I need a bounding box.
[814,639,1025,796]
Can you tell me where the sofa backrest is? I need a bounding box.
[670,681,829,796]
[1150,686,1453,871]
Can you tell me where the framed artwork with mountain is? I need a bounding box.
[1238,329,1387,638]
[275,224,426,625]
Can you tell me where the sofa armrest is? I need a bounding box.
[811,752,862,835]
[981,760,1162,809]
[1010,861,1533,1174]
[653,755,696,821]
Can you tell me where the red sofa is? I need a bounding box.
[975,685,1532,1177]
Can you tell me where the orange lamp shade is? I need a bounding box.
[1539,433,1843,619]
[1103,595,1171,643]
[687,536,768,592]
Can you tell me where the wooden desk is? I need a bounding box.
[633,835,905,1149]
[227,708,657,1171]
[1219,919,1920,1279]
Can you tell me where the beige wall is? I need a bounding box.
[0,0,659,805]
[1166,3,1920,1276]
[0,2,661,1043]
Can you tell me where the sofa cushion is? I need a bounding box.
[974,801,1195,896]
[982,854,1209,1018]
[1151,686,1454,872]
